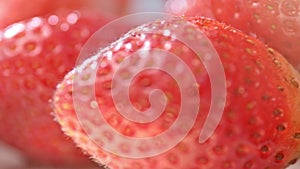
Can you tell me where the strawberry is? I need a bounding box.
[53,17,300,169]
[166,0,300,71]
[0,10,108,166]
[0,0,129,29]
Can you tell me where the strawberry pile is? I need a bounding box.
[1,1,300,169]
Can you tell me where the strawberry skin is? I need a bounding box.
[53,17,300,169]
[0,0,129,29]
[0,10,108,166]
[166,0,300,71]
[210,0,300,71]
[0,0,90,28]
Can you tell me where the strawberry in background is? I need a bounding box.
[0,0,129,29]
[53,16,300,169]
[0,10,108,167]
[165,0,300,71]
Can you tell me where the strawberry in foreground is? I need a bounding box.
[53,17,300,169]
[0,10,108,166]
[166,0,300,71]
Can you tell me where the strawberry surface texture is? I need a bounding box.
[53,16,300,169]
[0,10,108,166]
[165,0,300,71]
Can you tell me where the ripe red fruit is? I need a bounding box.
[0,10,108,166]
[166,0,300,71]
[53,17,300,169]
[211,0,300,71]
[0,0,129,29]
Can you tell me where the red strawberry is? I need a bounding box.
[0,0,129,29]
[53,17,300,169]
[0,10,108,166]
[166,0,300,71]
